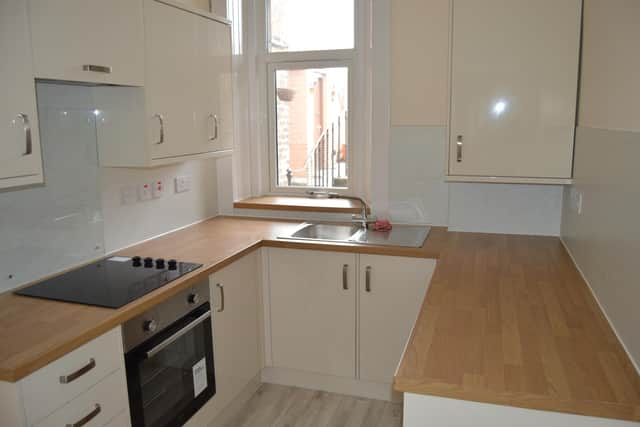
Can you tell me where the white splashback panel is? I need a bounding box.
[0,83,104,293]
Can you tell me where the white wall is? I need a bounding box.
[0,83,219,293]
[561,0,640,369]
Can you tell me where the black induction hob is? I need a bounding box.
[15,256,202,308]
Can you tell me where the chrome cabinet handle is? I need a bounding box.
[216,283,225,312]
[208,114,219,142]
[66,404,101,427]
[365,266,372,292]
[154,114,165,144]
[59,358,96,384]
[15,113,32,156]
[456,135,463,163]
[342,264,349,290]
[82,64,112,74]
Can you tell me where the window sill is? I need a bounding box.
[234,196,364,214]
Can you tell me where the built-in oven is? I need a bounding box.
[123,281,215,427]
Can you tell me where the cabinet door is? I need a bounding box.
[194,17,234,154]
[268,248,357,378]
[359,255,435,383]
[0,0,43,189]
[449,0,580,178]
[28,0,144,86]
[206,251,261,418]
[145,0,199,160]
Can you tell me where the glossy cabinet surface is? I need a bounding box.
[204,251,262,422]
[28,0,144,86]
[449,0,581,179]
[0,0,43,189]
[268,248,357,378]
[358,255,435,384]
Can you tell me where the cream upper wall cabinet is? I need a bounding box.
[28,0,144,86]
[358,255,435,384]
[0,0,43,190]
[448,0,581,182]
[268,248,357,378]
[94,0,233,167]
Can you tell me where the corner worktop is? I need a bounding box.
[0,216,446,383]
[394,232,640,422]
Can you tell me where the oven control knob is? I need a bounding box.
[187,293,200,305]
[143,319,158,333]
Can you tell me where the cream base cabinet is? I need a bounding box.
[358,255,436,384]
[268,248,357,378]
[187,251,262,426]
[448,0,581,181]
[28,0,144,86]
[0,0,43,190]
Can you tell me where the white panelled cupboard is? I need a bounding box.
[448,0,581,183]
[95,0,233,167]
[0,0,43,190]
[27,0,145,86]
[265,247,436,398]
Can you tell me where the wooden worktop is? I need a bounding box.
[234,196,368,214]
[0,217,445,383]
[394,232,640,422]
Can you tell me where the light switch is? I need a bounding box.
[138,183,153,201]
[175,175,192,193]
[152,180,164,199]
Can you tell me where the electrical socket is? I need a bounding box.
[175,175,192,193]
[138,182,153,201]
[152,180,164,199]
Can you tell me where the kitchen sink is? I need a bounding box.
[279,223,431,248]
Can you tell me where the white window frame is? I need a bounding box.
[260,0,369,196]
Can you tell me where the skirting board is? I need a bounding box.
[261,367,401,402]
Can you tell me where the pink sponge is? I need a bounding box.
[372,219,392,232]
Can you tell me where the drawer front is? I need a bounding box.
[21,327,125,426]
[35,369,129,427]
[104,411,132,427]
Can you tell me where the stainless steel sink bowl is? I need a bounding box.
[279,223,431,248]
[288,223,361,242]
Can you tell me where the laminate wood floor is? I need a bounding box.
[223,383,403,427]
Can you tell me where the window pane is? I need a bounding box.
[269,0,354,52]
[275,67,349,189]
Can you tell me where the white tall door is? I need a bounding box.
[0,0,43,189]
[268,248,357,378]
[449,0,580,178]
[144,0,199,160]
[359,255,435,384]
[195,16,233,154]
[28,0,144,86]
[206,251,261,419]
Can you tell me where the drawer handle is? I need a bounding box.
[66,404,101,427]
[59,358,96,384]
[365,266,372,292]
[82,64,112,74]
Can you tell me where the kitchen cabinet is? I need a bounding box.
[0,327,130,427]
[358,254,435,383]
[94,0,233,167]
[268,248,357,378]
[28,0,144,86]
[448,0,581,182]
[0,0,43,190]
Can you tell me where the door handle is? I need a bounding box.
[60,358,96,384]
[154,114,165,144]
[342,264,349,290]
[15,113,32,156]
[208,114,219,142]
[365,266,372,292]
[146,310,212,358]
[216,283,225,312]
[82,64,112,74]
[66,403,101,427]
[456,135,463,163]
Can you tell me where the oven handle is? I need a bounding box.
[145,310,211,359]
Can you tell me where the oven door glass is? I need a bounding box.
[125,303,215,427]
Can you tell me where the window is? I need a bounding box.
[266,0,356,192]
